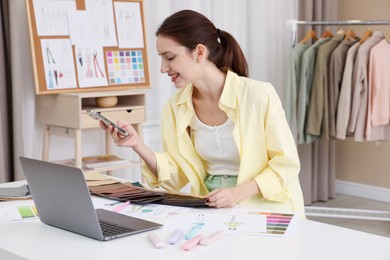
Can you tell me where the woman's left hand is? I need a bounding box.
[204,187,239,208]
[204,180,261,208]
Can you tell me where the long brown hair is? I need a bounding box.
[156,10,248,77]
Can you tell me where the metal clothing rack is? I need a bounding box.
[287,19,390,46]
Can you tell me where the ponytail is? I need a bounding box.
[217,29,248,77]
[156,10,249,77]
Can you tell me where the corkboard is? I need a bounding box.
[26,0,150,95]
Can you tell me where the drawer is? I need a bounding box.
[81,108,145,129]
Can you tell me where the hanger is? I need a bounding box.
[336,26,345,35]
[299,30,318,44]
[359,28,372,44]
[322,26,333,38]
[344,28,358,41]
[386,33,390,44]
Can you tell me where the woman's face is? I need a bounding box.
[156,35,198,89]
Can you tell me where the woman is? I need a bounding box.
[102,10,305,218]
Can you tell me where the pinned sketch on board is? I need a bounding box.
[68,1,117,46]
[40,39,77,90]
[75,44,108,88]
[114,1,144,48]
[32,0,76,36]
[85,0,118,46]
[67,10,90,45]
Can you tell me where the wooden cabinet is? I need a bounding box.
[38,89,146,171]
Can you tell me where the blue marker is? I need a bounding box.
[185,224,202,240]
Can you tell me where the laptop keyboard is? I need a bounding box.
[99,220,136,237]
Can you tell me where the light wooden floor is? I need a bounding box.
[306,194,390,238]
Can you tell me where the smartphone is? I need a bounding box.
[87,110,129,137]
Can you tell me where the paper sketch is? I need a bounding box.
[121,204,191,218]
[164,212,267,235]
[85,0,118,46]
[114,1,144,48]
[75,43,108,88]
[40,39,77,90]
[33,0,76,36]
[67,11,89,45]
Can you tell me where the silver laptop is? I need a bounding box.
[19,156,162,241]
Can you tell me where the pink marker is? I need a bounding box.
[113,201,130,213]
[199,231,225,246]
[181,235,203,251]
[147,233,165,248]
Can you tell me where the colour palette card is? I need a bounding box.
[0,202,39,222]
[106,50,145,85]
[248,211,295,236]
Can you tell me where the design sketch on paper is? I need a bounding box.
[122,204,191,218]
[40,39,77,90]
[32,0,76,36]
[75,44,108,88]
[164,212,267,235]
[106,50,145,85]
[224,215,243,230]
[68,8,117,47]
[84,0,118,46]
[114,2,144,48]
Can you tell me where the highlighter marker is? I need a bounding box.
[184,224,202,240]
[181,235,203,251]
[112,200,130,213]
[147,233,165,248]
[168,229,183,244]
[199,231,225,246]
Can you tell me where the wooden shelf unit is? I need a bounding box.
[38,89,146,170]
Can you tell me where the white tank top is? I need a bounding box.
[189,114,240,176]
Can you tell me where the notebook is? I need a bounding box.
[19,156,162,241]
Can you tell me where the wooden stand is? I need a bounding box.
[38,90,146,171]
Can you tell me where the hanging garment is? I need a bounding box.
[296,38,329,144]
[328,37,359,138]
[368,39,390,127]
[348,31,384,141]
[306,34,344,139]
[335,41,360,139]
[365,38,390,141]
[284,43,309,141]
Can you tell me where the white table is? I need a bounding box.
[0,181,389,260]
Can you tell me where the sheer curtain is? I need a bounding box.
[1,0,297,182]
[0,0,41,182]
[0,0,13,182]
[296,0,338,204]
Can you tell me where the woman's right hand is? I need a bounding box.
[99,120,158,175]
[99,120,141,149]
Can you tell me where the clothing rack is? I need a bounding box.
[287,19,390,46]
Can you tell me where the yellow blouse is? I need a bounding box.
[142,70,305,218]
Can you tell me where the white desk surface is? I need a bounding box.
[1,181,389,260]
